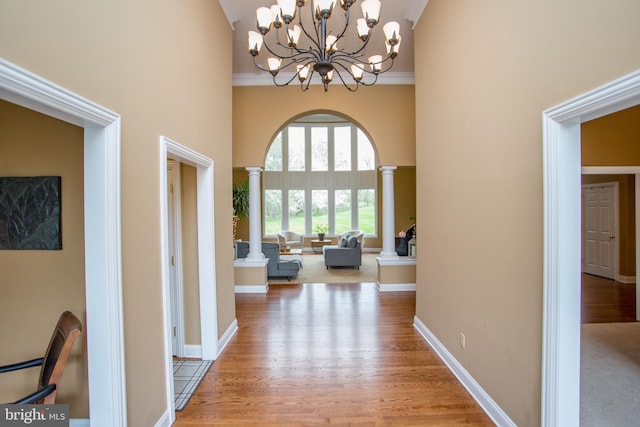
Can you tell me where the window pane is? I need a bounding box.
[288,190,305,234]
[312,190,328,234]
[265,132,282,171]
[335,190,352,233]
[311,127,328,171]
[334,127,351,171]
[357,129,375,171]
[288,127,305,171]
[358,189,375,234]
[264,190,282,235]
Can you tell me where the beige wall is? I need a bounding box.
[0,1,235,424]
[581,175,636,276]
[582,105,640,165]
[0,100,88,417]
[414,1,640,425]
[233,85,416,168]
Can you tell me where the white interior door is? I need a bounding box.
[582,183,617,279]
[167,161,184,357]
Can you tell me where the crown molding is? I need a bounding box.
[218,0,238,30]
[406,0,429,29]
[233,71,415,87]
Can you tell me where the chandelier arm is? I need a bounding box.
[331,67,359,92]
[272,72,304,87]
[262,38,320,62]
[332,7,352,47]
[332,60,378,87]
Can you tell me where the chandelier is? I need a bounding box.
[247,0,401,92]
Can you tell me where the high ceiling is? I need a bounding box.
[218,0,428,84]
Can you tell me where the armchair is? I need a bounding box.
[0,311,82,404]
[236,241,301,280]
[277,231,303,250]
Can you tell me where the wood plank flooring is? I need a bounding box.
[581,273,636,323]
[174,283,493,426]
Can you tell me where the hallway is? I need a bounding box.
[174,283,493,425]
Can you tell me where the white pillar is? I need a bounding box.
[380,166,398,259]
[246,167,264,260]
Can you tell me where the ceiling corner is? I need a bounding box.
[405,0,429,30]
[218,0,239,30]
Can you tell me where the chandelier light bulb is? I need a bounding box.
[271,5,283,28]
[325,69,334,82]
[340,0,355,10]
[356,18,370,41]
[287,25,302,47]
[278,0,296,23]
[383,21,400,45]
[267,57,282,75]
[314,0,336,18]
[256,7,274,34]
[326,35,338,52]
[368,55,382,73]
[350,64,364,81]
[385,36,401,58]
[361,0,381,27]
[247,31,263,56]
[297,64,310,81]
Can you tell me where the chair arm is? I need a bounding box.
[13,384,56,404]
[0,357,43,373]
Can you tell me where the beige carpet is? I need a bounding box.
[269,252,378,284]
[581,322,640,426]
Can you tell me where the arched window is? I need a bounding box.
[264,114,377,237]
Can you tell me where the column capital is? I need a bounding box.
[245,166,263,175]
[379,165,397,174]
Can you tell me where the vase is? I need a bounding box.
[318,233,325,241]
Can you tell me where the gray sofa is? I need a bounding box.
[323,232,363,269]
[236,241,301,280]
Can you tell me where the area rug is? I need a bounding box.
[269,252,378,284]
[173,359,213,411]
[581,322,640,426]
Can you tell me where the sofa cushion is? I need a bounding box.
[346,235,358,248]
[339,236,349,247]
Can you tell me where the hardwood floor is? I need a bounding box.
[581,273,637,323]
[174,283,493,426]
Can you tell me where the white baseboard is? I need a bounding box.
[184,344,202,359]
[70,420,90,427]
[153,409,172,427]
[376,282,416,292]
[413,316,516,427]
[218,319,238,356]
[617,274,636,284]
[235,284,269,293]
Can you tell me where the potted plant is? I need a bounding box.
[314,223,328,241]
[232,180,249,240]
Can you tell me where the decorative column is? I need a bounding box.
[380,166,398,258]
[246,167,264,261]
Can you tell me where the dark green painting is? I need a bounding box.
[0,176,62,250]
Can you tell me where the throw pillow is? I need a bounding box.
[346,235,358,248]
[339,236,349,247]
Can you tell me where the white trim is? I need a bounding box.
[167,161,186,358]
[617,274,636,284]
[582,166,640,174]
[70,419,90,427]
[235,284,270,294]
[413,316,516,427]
[218,319,239,356]
[153,409,172,427]
[405,0,429,29]
[377,283,416,292]
[0,58,127,427]
[542,69,640,427]
[233,71,415,87]
[376,257,417,266]
[183,345,202,359]
[160,137,219,424]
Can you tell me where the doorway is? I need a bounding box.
[542,70,640,426]
[581,182,618,280]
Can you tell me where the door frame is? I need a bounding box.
[160,136,219,421]
[166,160,186,357]
[581,181,619,280]
[542,69,640,426]
[0,59,127,424]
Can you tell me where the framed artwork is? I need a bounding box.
[0,176,62,250]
